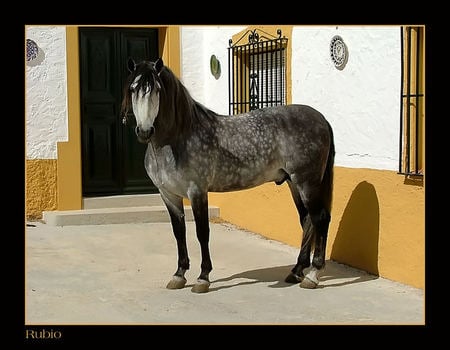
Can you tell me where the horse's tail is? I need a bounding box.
[322,121,335,213]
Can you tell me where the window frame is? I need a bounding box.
[399,26,425,176]
[228,28,288,115]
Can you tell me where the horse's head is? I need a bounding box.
[122,58,164,143]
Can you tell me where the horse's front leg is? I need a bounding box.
[189,190,212,293]
[160,191,189,290]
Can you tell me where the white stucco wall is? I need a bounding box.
[26,26,68,159]
[292,26,401,170]
[181,26,246,114]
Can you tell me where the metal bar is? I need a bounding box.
[279,43,282,105]
[234,47,237,114]
[231,47,234,114]
[236,47,239,114]
[281,45,285,105]
[243,44,247,113]
[265,40,269,108]
[246,44,249,112]
[250,43,254,110]
[399,26,404,173]
[228,46,231,115]
[401,94,424,97]
[239,45,242,113]
[249,44,258,110]
[275,40,281,105]
[406,26,412,174]
[276,40,279,104]
[233,48,239,114]
[415,27,421,174]
[234,46,237,114]
[258,43,262,109]
[270,42,273,106]
[251,46,255,110]
[239,46,243,113]
[253,43,257,110]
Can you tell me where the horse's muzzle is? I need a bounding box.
[135,126,155,143]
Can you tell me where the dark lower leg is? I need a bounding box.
[285,215,314,283]
[300,208,330,288]
[170,214,189,276]
[311,208,330,270]
[286,181,313,283]
[161,193,189,281]
[191,193,212,283]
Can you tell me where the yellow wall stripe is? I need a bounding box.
[26,159,57,219]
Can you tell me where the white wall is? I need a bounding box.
[292,26,401,170]
[181,26,246,115]
[26,26,68,159]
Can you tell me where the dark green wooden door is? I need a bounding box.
[80,28,159,196]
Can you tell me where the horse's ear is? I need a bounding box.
[127,58,136,72]
[155,57,164,74]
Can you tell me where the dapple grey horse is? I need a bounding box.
[121,58,335,293]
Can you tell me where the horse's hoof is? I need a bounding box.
[299,277,318,289]
[191,279,210,293]
[285,272,304,284]
[166,276,187,289]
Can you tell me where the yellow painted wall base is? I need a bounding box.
[208,166,425,289]
[26,159,57,219]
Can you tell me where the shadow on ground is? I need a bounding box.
[204,260,378,292]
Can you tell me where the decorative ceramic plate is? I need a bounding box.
[210,54,221,79]
[26,39,39,62]
[330,35,348,70]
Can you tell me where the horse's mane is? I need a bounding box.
[121,60,219,143]
[158,65,219,134]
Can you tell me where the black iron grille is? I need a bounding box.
[228,29,288,115]
[399,26,424,176]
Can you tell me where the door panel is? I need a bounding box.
[84,122,118,186]
[80,29,121,195]
[120,30,159,193]
[80,28,159,196]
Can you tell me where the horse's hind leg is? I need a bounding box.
[285,180,313,284]
[298,184,332,289]
[299,205,331,289]
[160,191,189,290]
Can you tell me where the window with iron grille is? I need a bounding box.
[228,29,288,115]
[399,26,424,176]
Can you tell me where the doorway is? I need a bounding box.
[79,27,159,196]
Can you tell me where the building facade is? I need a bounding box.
[25,25,425,289]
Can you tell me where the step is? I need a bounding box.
[83,194,164,209]
[43,205,220,226]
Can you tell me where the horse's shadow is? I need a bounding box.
[202,260,378,292]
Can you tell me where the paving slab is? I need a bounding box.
[25,221,424,325]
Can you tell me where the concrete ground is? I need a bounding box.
[25,221,424,325]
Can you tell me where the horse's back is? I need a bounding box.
[256,104,328,126]
[242,104,331,143]
[225,104,331,145]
